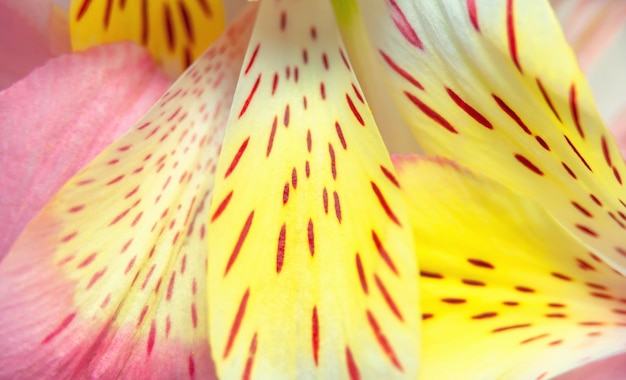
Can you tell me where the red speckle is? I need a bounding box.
[211,191,234,222]
[346,347,360,380]
[366,310,403,371]
[515,154,543,176]
[308,219,315,256]
[506,0,521,72]
[242,333,258,380]
[238,74,261,118]
[267,116,278,157]
[467,0,479,30]
[380,50,423,90]
[374,275,403,321]
[405,91,457,133]
[191,303,198,328]
[346,94,364,126]
[224,137,250,178]
[356,253,368,294]
[277,224,287,273]
[387,0,423,49]
[570,84,585,139]
[312,307,319,366]
[244,43,260,75]
[41,313,76,344]
[224,212,254,276]
[371,182,401,226]
[372,231,398,275]
[447,88,493,129]
[335,121,347,150]
[147,320,156,355]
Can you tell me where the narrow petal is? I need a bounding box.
[70,0,226,77]
[338,0,626,272]
[395,155,626,379]
[207,1,419,378]
[0,42,170,260]
[0,5,256,379]
[0,0,70,88]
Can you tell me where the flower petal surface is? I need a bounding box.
[207,1,419,378]
[395,155,626,379]
[70,0,226,77]
[0,42,170,260]
[338,0,626,272]
[0,6,256,379]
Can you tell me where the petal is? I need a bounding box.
[394,155,626,379]
[337,0,626,272]
[0,0,70,89]
[70,0,226,77]
[207,1,419,378]
[0,5,256,379]
[0,42,170,260]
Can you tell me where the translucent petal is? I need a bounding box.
[395,155,626,379]
[0,42,170,260]
[69,0,226,77]
[206,1,419,378]
[336,0,626,273]
[0,6,256,378]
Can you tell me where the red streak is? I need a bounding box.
[379,50,424,90]
[447,88,493,129]
[41,313,76,344]
[244,44,260,75]
[224,211,255,276]
[372,231,398,275]
[371,182,401,226]
[467,0,479,30]
[387,0,423,49]
[312,307,319,366]
[211,191,234,222]
[346,94,364,126]
[506,0,521,72]
[404,91,457,133]
[356,254,369,293]
[366,310,403,371]
[276,224,286,273]
[223,289,250,358]
[346,347,361,380]
[238,74,261,118]
[493,95,531,134]
[224,137,250,178]
[242,333,258,380]
[374,275,404,321]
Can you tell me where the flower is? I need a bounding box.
[1,0,625,379]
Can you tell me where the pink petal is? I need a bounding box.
[556,353,626,379]
[0,0,71,88]
[0,42,171,259]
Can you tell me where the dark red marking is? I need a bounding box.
[380,50,424,90]
[535,136,550,151]
[551,272,572,281]
[346,347,361,380]
[576,224,598,237]
[562,162,577,179]
[515,154,543,175]
[380,165,400,188]
[548,303,565,308]
[86,268,107,290]
[103,0,113,28]
[515,286,535,293]
[467,258,494,269]
[335,121,347,149]
[405,91,458,133]
[197,0,212,16]
[366,310,404,371]
[76,0,93,21]
[571,201,592,218]
[614,167,623,184]
[503,301,519,306]
[356,253,369,294]
[242,333,258,380]
[107,175,125,185]
[346,94,365,126]
[339,48,351,71]
[447,88,493,129]
[472,312,498,319]
[303,48,309,64]
[506,0,521,72]
[272,72,279,95]
[166,272,176,301]
[77,252,97,269]
[521,333,549,344]
[312,307,319,366]
[420,271,443,279]
[422,313,434,320]
[372,231,398,275]
[277,224,286,273]
[371,182,401,226]
[492,323,532,333]
[565,135,593,171]
[267,116,278,157]
[334,191,342,222]
[589,193,602,206]
[570,84,585,139]
[467,0,479,30]
[292,167,298,189]
[224,137,250,178]
[244,44,261,75]
[463,279,486,286]
[223,289,250,358]
[308,219,315,256]
[352,83,364,103]
[536,78,561,122]
[147,320,156,355]
[283,183,290,205]
[307,129,312,152]
[41,313,76,344]
[329,144,337,179]
[374,275,403,321]
[280,10,287,31]
[322,52,329,70]
[311,26,317,40]
[320,81,326,100]
[238,74,261,118]
[284,104,290,127]
[164,3,175,51]
[441,298,466,304]
[323,188,329,214]
[68,205,85,213]
[211,191,234,222]
[493,95,531,134]
[388,0,423,49]
[188,355,195,378]
[224,212,254,276]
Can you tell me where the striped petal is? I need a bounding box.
[336,0,626,272]
[395,155,626,379]
[69,0,226,77]
[0,42,170,261]
[207,1,419,378]
[0,6,256,379]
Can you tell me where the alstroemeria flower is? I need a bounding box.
[1,0,626,379]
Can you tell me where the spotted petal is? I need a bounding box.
[395,155,626,379]
[0,6,256,378]
[335,0,626,271]
[70,0,226,77]
[207,0,419,378]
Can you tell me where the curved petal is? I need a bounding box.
[207,0,419,378]
[69,0,226,77]
[337,0,626,273]
[0,42,170,260]
[395,155,626,379]
[0,5,257,379]
[0,0,70,89]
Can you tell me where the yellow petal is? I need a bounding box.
[207,1,419,378]
[336,0,626,272]
[69,0,226,77]
[0,6,256,378]
[395,155,626,379]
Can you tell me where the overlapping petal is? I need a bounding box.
[0,5,257,378]
[336,0,626,272]
[395,155,626,379]
[0,42,170,260]
[207,0,419,378]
